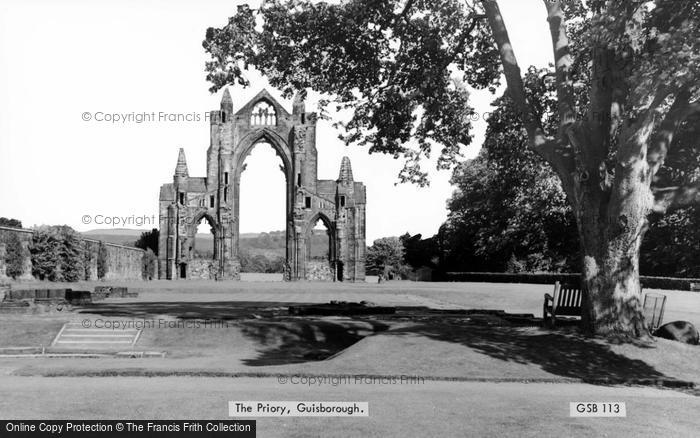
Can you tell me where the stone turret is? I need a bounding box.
[336,156,355,209]
[174,148,189,186]
[221,88,233,121]
[292,91,306,119]
[337,156,354,183]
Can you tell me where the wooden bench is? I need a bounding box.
[543,281,583,327]
[642,292,666,332]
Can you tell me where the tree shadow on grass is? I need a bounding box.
[76,301,390,366]
[390,322,688,386]
[239,319,390,366]
[75,301,301,320]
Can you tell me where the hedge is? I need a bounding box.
[437,272,700,291]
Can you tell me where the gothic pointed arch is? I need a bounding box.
[234,128,293,181]
[305,211,333,236]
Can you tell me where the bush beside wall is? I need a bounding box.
[0,226,144,282]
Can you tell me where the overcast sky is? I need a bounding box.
[0,0,553,242]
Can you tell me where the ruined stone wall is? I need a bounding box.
[83,239,145,281]
[187,258,217,280]
[159,88,366,281]
[0,226,145,281]
[305,260,334,281]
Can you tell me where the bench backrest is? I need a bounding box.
[553,282,583,315]
[642,293,666,331]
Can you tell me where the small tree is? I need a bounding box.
[30,227,61,281]
[97,241,109,280]
[366,237,406,278]
[59,227,84,282]
[5,233,25,279]
[135,228,159,255]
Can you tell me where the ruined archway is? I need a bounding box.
[237,141,287,277]
[304,213,336,281]
[183,211,219,279]
[158,88,367,281]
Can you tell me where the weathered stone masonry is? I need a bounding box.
[0,226,145,281]
[158,89,367,281]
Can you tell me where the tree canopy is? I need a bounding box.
[204,0,700,338]
[442,75,699,276]
[442,68,579,273]
[204,0,503,185]
[0,217,22,228]
[366,236,406,276]
[135,228,159,255]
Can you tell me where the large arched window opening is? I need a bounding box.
[238,142,286,279]
[184,214,217,280]
[193,217,216,259]
[306,216,334,281]
[308,218,331,261]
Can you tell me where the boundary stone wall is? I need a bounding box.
[0,226,145,281]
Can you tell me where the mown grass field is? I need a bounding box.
[2,279,699,437]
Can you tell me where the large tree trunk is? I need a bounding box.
[573,136,653,340]
[578,217,650,339]
[481,0,681,340]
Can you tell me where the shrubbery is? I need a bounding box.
[366,237,408,278]
[0,217,22,228]
[135,228,159,255]
[239,250,285,273]
[29,225,85,282]
[4,233,25,279]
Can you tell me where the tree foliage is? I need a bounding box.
[442,68,579,273]
[400,232,440,270]
[97,241,109,280]
[442,69,699,276]
[641,113,700,277]
[204,0,700,337]
[366,236,406,277]
[30,226,84,282]
[0,217,22,228]
[4,233,26,279]
[59,229,84,282]
[135,228,159,255]
[203,0,501,185]
[239,250,286,273]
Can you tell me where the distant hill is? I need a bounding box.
[83,229,263,244]
[81,229,143,247]
[81,229,328,258]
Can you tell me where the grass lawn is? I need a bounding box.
[7,277,700,325]
[0,315,66,348]
[2,376,699,437]
[2,280,699,436]
[1,279,698,389]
